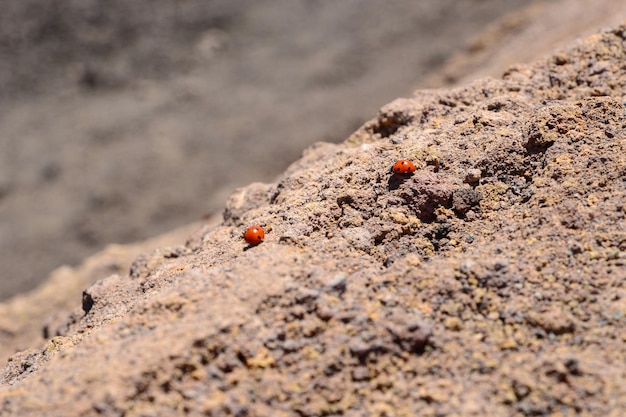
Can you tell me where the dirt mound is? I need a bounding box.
[1,24,624,416]
[0,0,535,301]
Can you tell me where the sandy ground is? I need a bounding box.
[0,0,539,300]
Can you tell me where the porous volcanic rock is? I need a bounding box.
[1,25,626,417]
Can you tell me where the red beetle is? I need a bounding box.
[244,226,265,245]
[392,159,416,174]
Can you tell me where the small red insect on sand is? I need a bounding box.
[392,159,416,174]
[244,226,265,245]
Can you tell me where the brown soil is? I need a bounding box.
[1,22,625,417]
[0,0,538,301]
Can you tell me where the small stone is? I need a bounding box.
[316,307,336,321]
[82,291,95,314]
[351,366,370,381]
[465,168,482,185]
[453,188,483,216]
[568,240,583,255]
[526,307,576,335]
[444,317,463,331]
[554,53,569,65]
[499,337,517,350]
[323,274,347,292]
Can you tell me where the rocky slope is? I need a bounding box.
[0,0,535,301]
[1,23,626,417]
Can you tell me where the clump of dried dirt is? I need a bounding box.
[1,25,625,417]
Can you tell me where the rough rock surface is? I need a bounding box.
[2,24,626,417]
[0,222,202,366]
[0,0,535,301]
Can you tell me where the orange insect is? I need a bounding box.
[244,226,265,245]
[392,159,416,174]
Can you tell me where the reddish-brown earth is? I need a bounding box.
[0,0,539,301]
[5,0,624,304]
[1,23,625,417]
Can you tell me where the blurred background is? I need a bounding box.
[0,0,623,301]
